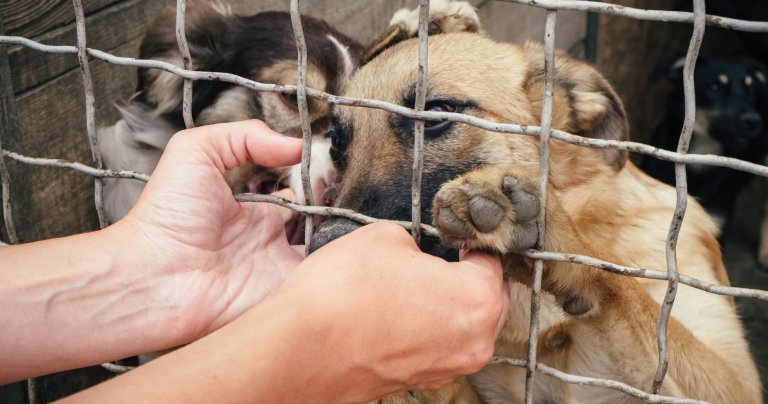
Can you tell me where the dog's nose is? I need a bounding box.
[739,112,763,135]
[308,217,363,253]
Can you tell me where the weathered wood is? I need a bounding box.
[3,0,122,39]
[0,10,36,243]
[9,0,172,93]
[14,39,140,239]
[478,1,586,51]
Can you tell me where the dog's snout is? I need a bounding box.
[739,112,763,134]
[308,218,363,254]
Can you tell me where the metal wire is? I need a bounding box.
[500,0,768,32]
[289,0,315,253]
[491,357,706,404]
[6,1,768,403]
[176,0,195,129]
[411,0,430,243]
[3,35,768,178]
[524,9,558,404]
[651,0,706,393]
[72,0,107,229]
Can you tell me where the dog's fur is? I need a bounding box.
[310,7,762,403]
[97,3,363,223]
[641,55,768,229]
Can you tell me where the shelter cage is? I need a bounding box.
[1,0,768,403]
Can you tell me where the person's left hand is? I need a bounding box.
[113,120,304,341]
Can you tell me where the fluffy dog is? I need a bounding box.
[641,55,768,229]
[310,7,762,403]
[97,3,363,230]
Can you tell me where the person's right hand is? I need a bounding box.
[60,222,508,404]
[275,222,509,403]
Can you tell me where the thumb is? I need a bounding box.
[457,250,509,336]
[458,250,504,279]
[169,120,302,173]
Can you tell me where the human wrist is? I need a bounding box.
[0,225,189,382]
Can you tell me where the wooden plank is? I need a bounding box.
[3,0,122,39]
[14,39,139,239]
[594,0,690,145]
[9,0,172,93]
[477,1,586,51]
[0,13,36,242]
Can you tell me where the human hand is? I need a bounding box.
[54,222,507,403]
[113,120,304,341]
[270,222,509,403]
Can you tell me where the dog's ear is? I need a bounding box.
[136,2,232,113]
[652,53,700,83]
[523,43,630,170]
[362,0,482,65]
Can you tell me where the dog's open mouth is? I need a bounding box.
[239,169,337,246]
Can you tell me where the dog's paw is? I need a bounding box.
[390,0,481,37]
[432,171,539,253]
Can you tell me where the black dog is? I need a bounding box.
[641,55,768,229]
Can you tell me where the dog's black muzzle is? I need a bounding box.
[309,217,459,261]
[309,217,363,253]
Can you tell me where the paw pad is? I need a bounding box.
[469,195,505,233]
[502,176,539,222]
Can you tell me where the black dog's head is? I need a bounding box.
[128,4,363,199]
[136,4,362,138]
[660,55,768,153]
[99,3,364,225]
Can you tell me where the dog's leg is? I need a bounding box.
[431,165,761,403]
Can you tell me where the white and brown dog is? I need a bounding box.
[310,2,762,403]
[97,3,363,239]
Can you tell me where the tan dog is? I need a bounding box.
[309,16,762,404]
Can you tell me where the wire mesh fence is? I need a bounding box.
[1,0,768,403]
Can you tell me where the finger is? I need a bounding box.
[291,245,306,257]
[174,120,302,172]
[413,377,455,391]
[458,250,503,278]
[356,222,420,250]
[271,188,299,224]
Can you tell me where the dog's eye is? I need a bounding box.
[281,92,298,109]
[424,103,456,129]
[329,129,348,168]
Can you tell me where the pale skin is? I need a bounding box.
[0,120,509,403]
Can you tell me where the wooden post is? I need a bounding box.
[0,10,36,243]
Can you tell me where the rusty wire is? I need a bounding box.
[4,35,768,177]
[524,9,558,404]
[176,0,195,129]
[289,0,315,253]
[491,357,706,404]
[5,1,768,403]
[500,0,768,32]
[411,0,430,243]
[72,0,107,229]
[652,0,706,393]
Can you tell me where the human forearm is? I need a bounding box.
[59,291,327,403]
[0,223,183,383]
[63,223,507,404]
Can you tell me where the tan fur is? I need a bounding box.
[335,33,762,403]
